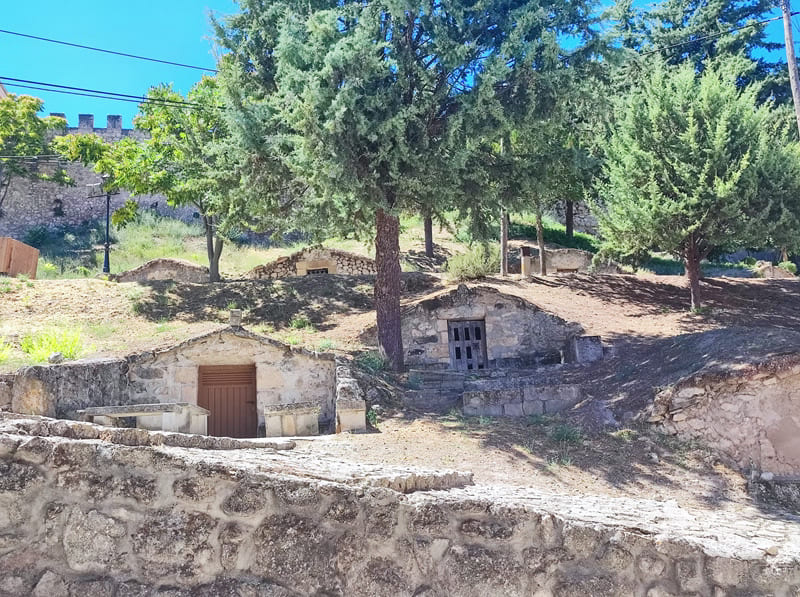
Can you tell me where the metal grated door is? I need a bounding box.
[448,320,488,371]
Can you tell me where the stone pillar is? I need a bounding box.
[520,246,532,277]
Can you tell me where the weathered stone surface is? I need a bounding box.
[1,424,800,595]
[650,353,800,476]
[399,284,582,370]
[464,383,582,418]
[63,508,126,573]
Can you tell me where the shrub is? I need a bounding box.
[356,350,387,373]
[741,256,757,266]
[446,244,500,281]
[289,315,314,330]
[778,261,797,275]
[316,338,336,351]
[550,423,583,445]
[366,407,379,427]
[0,338,11,363]
[20,328,84,362]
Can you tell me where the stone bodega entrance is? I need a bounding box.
[448,320,488,371]
[198,365,258,438]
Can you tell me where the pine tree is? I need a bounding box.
[215,0,598,370]
[599,59,798,309]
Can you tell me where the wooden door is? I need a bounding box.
[198,365,258,438]
[448,320,488,371]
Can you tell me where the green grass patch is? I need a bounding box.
[0,338,11,364]
[20,328,85,362]
[289,315,314,330]
[356,350,388,373]
[510,216,600,252]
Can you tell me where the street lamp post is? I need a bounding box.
[88,174,118,275]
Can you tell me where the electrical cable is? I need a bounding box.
[0,28,218,73]
[640,12,798,56]
[1,78,222,110]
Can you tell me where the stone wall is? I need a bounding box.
[129,327,336,427]
[463,383,582,417]
[549,200,599,235]
[10,358,134,420]
[648,354,800,477]
[112,258,209,284]
[529,248,593,274]
[8,327,337,431]
[1,415,800,595]
[247,246,376,279]
[0,114,194,240]
[402,284,582,369]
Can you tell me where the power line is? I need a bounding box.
[1,77,222,110]
[640,12,798,56]
[0,28,218,73]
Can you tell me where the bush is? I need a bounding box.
[289,315,314,330]
[446,244,500,281]
[778,261,797,275]
[550,423,583,445]
[356,350,387,373]
[742,256,757,266]
[20,328,84,362]
[510,217,600,253]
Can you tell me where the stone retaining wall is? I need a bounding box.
[1,417,799,595]
[112,258,209,284]
[248,246,376,279]
[648,354,800,477]
[463,383,583,417]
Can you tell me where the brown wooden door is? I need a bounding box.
[448,320,488,371]
[198,365,258,438]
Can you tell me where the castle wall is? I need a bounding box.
[0,114,196,240]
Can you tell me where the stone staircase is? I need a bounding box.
[403,369,465,411]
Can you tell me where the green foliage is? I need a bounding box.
[0,338,11,363]
[741,256,757,266]
[111,199,140,229]
[356,351,388,374]
[550,424,583,446]
[366,407,379,427]
[778,261,797,275]
[289,315,314,330]
[446,244,500,281]
[0,95,71,213]
[598,59,800,306]
[20,328,84,362]
[316,338,336,352]
[510,217,600,252]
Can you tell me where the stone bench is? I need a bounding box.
[264,402,321,437]
[77,402,209,435]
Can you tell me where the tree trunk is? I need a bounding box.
[423,213,434,258]
[565,200,574,239]
[781,0,800,137]
[536,207,547,276]
[685,238,702,310]
[204,216,222,283]
[375,208,404,372]
[500,208,508,276]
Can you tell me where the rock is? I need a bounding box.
[760,472,774,482]
[648,452,660,463]
[47,352,64,364]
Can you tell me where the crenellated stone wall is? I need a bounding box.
[247,246,376,279]
[648,354,800,477]
[1,413,800,596]
[0,114,195,240]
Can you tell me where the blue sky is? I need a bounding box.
[1,0,237,127]
[0,0,793,128]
